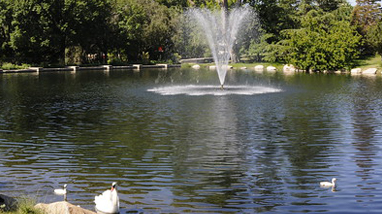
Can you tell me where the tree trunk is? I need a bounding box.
[230,44,241,63]
[219,0,228,11]
[230,50,240,63]
[59,37,66,65]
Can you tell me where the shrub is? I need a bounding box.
[1,63,31,70]
[279,9,361,72]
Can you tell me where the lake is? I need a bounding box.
[1,68,382,213]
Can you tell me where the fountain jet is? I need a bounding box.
[188,7,253,87]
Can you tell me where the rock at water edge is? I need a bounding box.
[35,201,96,214]
[362,68,377,75]
[266,66,276,72]
[350,68,361,74]
[254,65,264,72]
[192,64,201,69]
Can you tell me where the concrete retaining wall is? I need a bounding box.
[0,64,181,74]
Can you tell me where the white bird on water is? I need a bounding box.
[320,178,337,188]
[95,182,120,214]
[54,184,67,195]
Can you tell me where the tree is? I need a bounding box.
[279,8,362,71]
[67,0,112,64]
[244,33,278,62]
[250,0,300,43]
[352,0,382,34]
[0,0,13,62]
[367,19,382,60]
[352,0,382,56]
[8,0,54,64]
[154,0,188,8]
[112,0,178,62]
[4,0,113,65]
[305,0,347,12]
[172,12,210,59]
[187,0,243,9]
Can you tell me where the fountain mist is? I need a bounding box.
[188,7,253,87]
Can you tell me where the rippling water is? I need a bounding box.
[1,69,382,213]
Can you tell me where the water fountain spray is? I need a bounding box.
[188,7,252,89]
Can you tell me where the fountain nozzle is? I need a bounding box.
[220,85,224,90]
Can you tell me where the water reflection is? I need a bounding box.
[1,69,382,213]
[349,78,382,205]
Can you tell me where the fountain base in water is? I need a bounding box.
[148,85,281,96]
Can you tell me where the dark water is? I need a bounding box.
[1,68,382,213]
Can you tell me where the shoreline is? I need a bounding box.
[0,62,381,76]
[0,64,181,74]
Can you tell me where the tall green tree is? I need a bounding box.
[250,0,300,43]
[351,0,382,56]
[5,0,112,64]
[171,10,210,59]
[301,0,347,12]
[187,0,242,9]
[113,0,178,62]
[352,0,382,34]
[8,0,54,64]
[0,0,13,62]
[244,33,276,62]
[67,0,112,63]
[367,19,382,60]
[279,8,361,71]
[154,0,188,8]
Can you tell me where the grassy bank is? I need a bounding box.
[230,62,284,70]
[0,63,31,70]
[2,56,380,72]
[181,55,382,72]
[355,54,382,71]
[181,62,283,70]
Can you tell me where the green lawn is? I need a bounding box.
[355,54,382,71]
[229,62,284,70]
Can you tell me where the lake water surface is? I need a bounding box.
[1,68,382,213]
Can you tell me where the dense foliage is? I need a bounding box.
[279,7,362,71]
[0,0,381,71]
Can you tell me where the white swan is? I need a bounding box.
[54,184,67,195]
[320,178,337,188]
[95,182,120,214]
